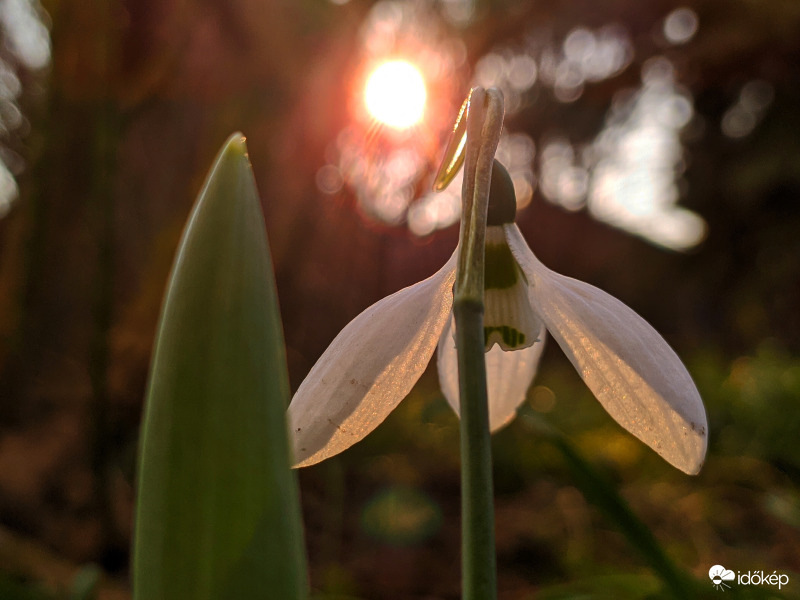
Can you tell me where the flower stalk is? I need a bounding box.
[290,82,706,597]
[448,87,504,600]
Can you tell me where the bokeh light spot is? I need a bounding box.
[721,80,774,139]
[365,60,427,129]
[360,486,442,546]
[315,165,343,195]
[663,7,699,45]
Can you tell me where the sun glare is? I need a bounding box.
[365,60,427,129]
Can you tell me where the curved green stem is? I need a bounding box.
[446,87,504,600]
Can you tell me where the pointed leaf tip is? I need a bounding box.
[134,134,307,599]
[221,132,248,157]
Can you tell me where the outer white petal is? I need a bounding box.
[288,251,457,467]
[505,224,708,474]
[437,317,547,432]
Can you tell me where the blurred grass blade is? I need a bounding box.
[521,411,692,599]
[133,133,308,600]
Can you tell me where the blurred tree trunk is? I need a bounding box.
[0,0,124,560]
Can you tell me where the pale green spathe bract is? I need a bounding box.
[134,134,307,600]
[289,220,707,475]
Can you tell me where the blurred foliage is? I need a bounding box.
[360,485,443,546]
[68,565,100,600]
[0,576,52,600]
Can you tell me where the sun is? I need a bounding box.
[365,60,427,129]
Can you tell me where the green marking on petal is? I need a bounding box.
[485,243,519,290]
[483,226,540,351]
[484,325,528,350]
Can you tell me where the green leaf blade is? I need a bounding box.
[133,133,307,600]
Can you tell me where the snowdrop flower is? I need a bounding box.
[288,162,707,474]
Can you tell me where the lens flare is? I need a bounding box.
[365,60,427,129]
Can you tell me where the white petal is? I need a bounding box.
[505,224,708,474]
[288,251,457,467]
[437,316,547,432]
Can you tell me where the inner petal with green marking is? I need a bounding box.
[483,227,542,351]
